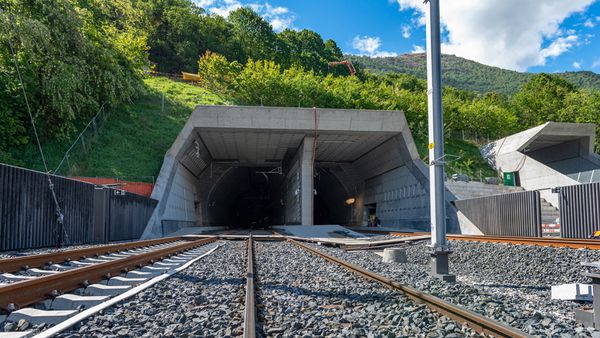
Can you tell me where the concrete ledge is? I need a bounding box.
[7,308,77,325]
[51,294,109,310]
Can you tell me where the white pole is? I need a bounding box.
[426,0,454,281]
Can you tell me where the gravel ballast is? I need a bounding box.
[255,241,483,337]
[55,241,245,338]
[308,239,600,337]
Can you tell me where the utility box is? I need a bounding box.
[503,172,517,186]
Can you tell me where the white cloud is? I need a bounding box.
[584,19,595,27]
[573,61,582,69]
[351,35,398,57]
[195,0,216,7]
[411,45,425,53]
[401,25,411,39]
[395,0,595,71]
[541,35,579,58]
[593,58,600,68]
[203,1,295,31]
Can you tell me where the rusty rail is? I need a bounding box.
[0,237,185,273]
[243,235,256,338]
[0,237,216,310]
[289,238,529,338]
[352,229,600,250]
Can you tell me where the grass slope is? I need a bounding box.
[9,76,494,180]
[9,77,228,180]
[349,54,600,95]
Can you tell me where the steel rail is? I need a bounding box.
[0,237,184,273]
[445,234,600,250]
[353,229,600,250]
[243,235,256,338]
[0,237,216,310]
[288,239,530,338]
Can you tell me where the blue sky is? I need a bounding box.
[196,0,600,73]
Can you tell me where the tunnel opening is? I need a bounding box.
[206,167,285,228]
[314,168,352,225]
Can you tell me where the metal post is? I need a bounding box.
[425,0,455,282]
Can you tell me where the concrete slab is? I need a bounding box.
[25,268,60,276]
[81,258,112,263]
[152,262,181,267]
[162,258,187,263]
[84,284,131,297]
[125,271,156,278]
[141,266,169,274]
[107,276,148,286]
[271,225,366,238]
[49,264,78,271]
[68,261,94,267]
[7,308,77,325]
[551,283,593,301]
[51,294,109,310]
[0,273,36,282]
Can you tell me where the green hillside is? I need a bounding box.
[11,77,228,179]
[349,54,600,95]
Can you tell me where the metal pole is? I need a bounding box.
[425,0,455,282]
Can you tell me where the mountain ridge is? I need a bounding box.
[348,53,600,95]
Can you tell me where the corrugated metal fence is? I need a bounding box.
[453,191,542,237]
[0,163,157,251]
[558,182,600,238]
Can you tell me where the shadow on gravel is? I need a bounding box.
[259,282,394,303]
[473,283,549,291]
[170,274,245,285]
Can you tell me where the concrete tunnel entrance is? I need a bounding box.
[142,106,438,238]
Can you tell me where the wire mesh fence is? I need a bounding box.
[53,104,110,176]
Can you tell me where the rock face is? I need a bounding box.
[254,241,480,337]
[308,238,600,337]
[56,241,245,338]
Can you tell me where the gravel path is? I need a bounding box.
[255,241,484,337]
[56,241,245,338]
[308,240,600,337]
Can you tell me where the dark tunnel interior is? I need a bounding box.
[314,168,352,225]
[206,167,351,228]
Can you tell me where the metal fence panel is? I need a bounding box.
[0,163,94,251]
[107,190,157,241]
[0,163,158,251]
[559,182,600,238]
[453,191,542,237]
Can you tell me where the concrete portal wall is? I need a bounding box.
[363,166,429,230]
[160,164,199,224]
[283,149,301,224]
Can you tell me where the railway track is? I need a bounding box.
[0,237,218,337]
[240,236,528,337]
[2,233,591,337]
[354,229,600,250]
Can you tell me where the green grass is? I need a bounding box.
[8,77,228,179]
[414,134,497,180]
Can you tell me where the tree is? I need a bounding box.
[228,7,276,62]
[511,73,576,127]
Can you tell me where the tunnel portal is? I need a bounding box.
[143,106,431,237]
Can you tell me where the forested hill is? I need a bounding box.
[349,54,600,95]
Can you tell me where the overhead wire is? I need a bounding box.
[5,17,68,246]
